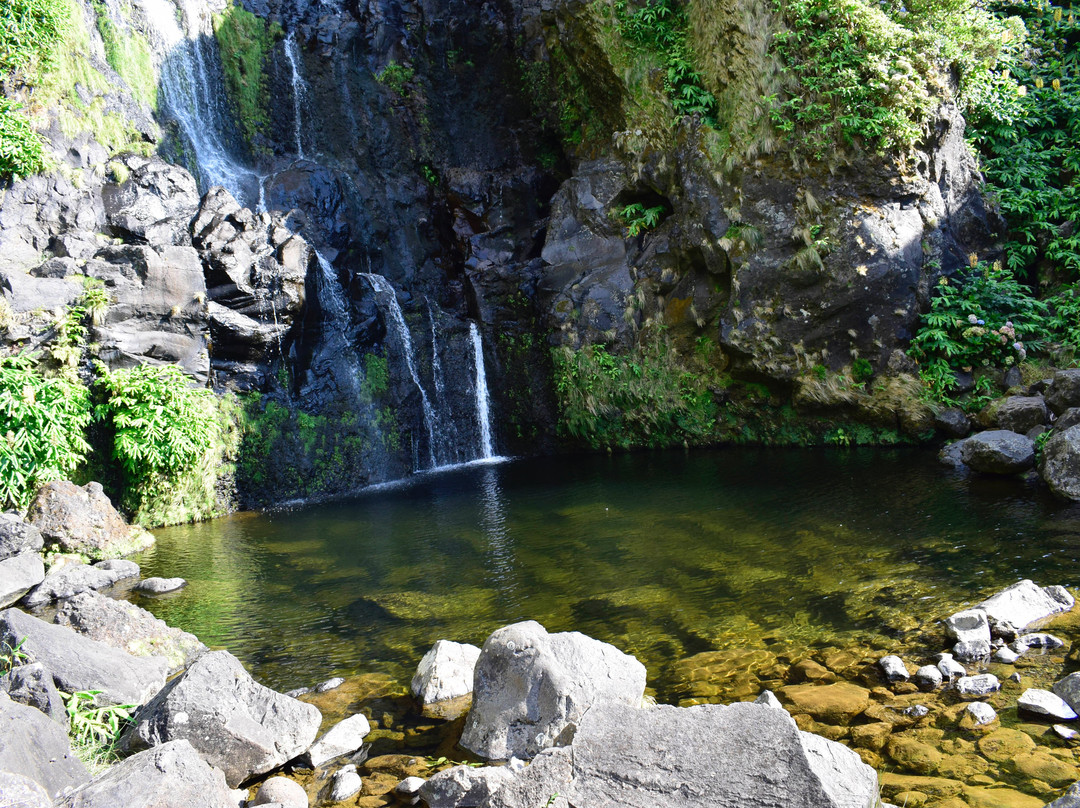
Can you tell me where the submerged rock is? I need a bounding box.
[484,700,877,808]
[123,650,321,787]
[460,621,646,760]
[27,481,153,561]
[411,639,481,705]
[955,674,1000,698]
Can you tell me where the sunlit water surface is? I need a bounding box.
[135,448,1080,699]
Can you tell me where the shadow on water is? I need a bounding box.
[137,447,1080,696]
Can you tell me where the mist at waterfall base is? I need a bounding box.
[138,447,1080,699]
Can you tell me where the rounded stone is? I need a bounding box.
[977,728,1037,764]
[252,776,308,808]
[960,430,1035,474]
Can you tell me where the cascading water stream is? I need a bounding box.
[469,322,494,459]
[361,274,438,468]
[284,34,308,159]
[137,0,261,205]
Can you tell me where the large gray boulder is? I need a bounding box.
[1053,672,1080,714]
[1040,425,1080,500]
[412,640,481,705]
[460,621,647,760]
[960,430,1035,474]
[26,482,153,561]
[1046,369,1080,415]
[0,552,45,608]
[22,561,139,607]
[123,650,321,787]
[1,661,67,723]
[1047,781,1080,807]
[54,591,206,672]
[0,695,90,798]
[484,701,877,808]
[56,740,240,808]
[978,580,1074,631]
[995,396,1048,433]
[419,765,516,808]
[0,608,167,706]
[0,512,43,560]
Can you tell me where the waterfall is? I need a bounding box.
[361,274,438,468]
[283,34,308,159]
[470,322,494,459]
[137,0,260,205]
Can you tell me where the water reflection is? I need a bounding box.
[138,447,1080,693]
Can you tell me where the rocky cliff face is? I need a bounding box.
[0,0,1001,507]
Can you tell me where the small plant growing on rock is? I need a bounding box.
[0,637,28,673]
[620,202,665,236]
[60,689,135,773]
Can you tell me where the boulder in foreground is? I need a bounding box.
[0,694,90,798]
[460,620,647,760]
[57,739,240,808]
[123,650,321,787]
[484,700,878,808]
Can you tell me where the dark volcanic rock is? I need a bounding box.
[935,408,971,438]
[22,561,138,607]
[0,694,90,798]
[960,430,1034,474]
[1047,370,1080,416]
[123,650,321,787]
[994,396,1047,434]
[0,607,167,706]
[102,155,201,247]
[57,740,239,808]
[1040,425,1080,500]
[27,481,153,561]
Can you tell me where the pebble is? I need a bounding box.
[936,653,966,681]
[1018,688,1078,721]
[879,655,909,682]
[392,775,425,805]
[914,665,943,691]
[966,702,998,726]
[955,674,1001,698]
[135,576,186,594]
[328,765,363,802]
[285,687,311,699]
[315,677,346,693]
[903,705,929,718]
[1019,632,1065,649]
[994,646,1020,664]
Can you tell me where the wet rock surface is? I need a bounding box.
[27,482,153,562]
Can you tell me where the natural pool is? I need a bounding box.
[133,447,1080,701]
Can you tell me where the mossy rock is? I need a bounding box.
[977,728,1037,764]
[887,735,944,775]
[1010,751,1079,789]
[878,772,964,799]
[962,786,1045,808]
[779,681,870,725]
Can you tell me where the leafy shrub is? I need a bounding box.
[908,261,1048,404]
[94,364,238,526]
[0,0,67,75]
[0,356,92,510]
[376,61,415,97]
[615,0,718,123]
[966,2,1080,281]
[60,689,134,773]
[0,97,51,178]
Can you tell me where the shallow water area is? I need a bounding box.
[130,446,1080,804]
[134,447,1080,695]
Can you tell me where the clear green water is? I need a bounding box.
[134,448,1080,699]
